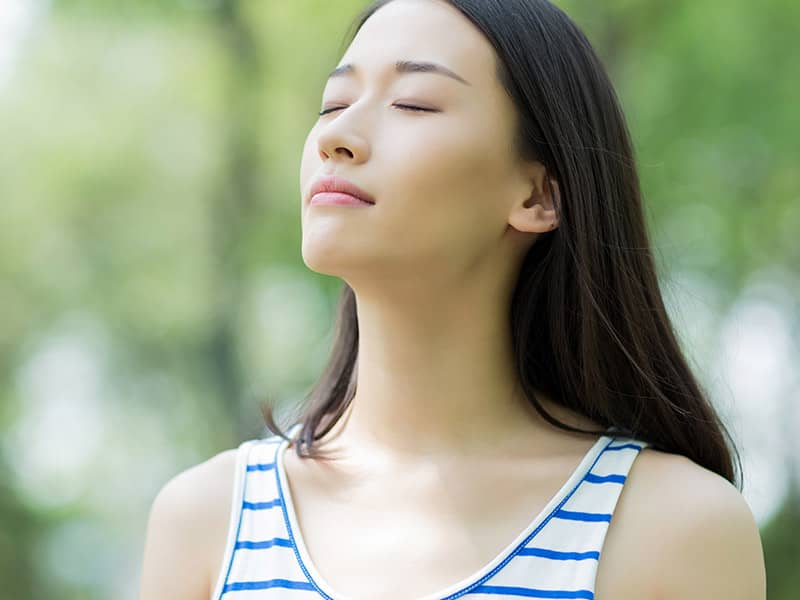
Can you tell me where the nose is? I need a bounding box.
[316,118,370,164]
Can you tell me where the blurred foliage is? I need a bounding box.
[0,0,796,598]
[762,485,800,600]
[0,458,40,598]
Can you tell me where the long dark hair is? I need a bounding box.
[261,0,742,489]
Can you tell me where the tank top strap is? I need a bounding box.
[469,434,650,599]
[210,434,313,599]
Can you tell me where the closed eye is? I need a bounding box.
[318,104,436,117]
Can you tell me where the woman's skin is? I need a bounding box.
[299,0,562,466]
[138,1,767,599]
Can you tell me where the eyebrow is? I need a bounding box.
[327,60,471,86]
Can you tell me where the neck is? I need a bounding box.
[316,278,592,466]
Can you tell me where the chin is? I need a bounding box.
[301,243,354,278]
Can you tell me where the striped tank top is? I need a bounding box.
[211,423,650,600]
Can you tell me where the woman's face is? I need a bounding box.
[299,0,538,287]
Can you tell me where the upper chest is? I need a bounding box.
[276,442,654,600]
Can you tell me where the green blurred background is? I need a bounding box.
[0,0,797,598]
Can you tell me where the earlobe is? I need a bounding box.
[509,175,561,234]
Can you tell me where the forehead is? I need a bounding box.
[339,0,497,89]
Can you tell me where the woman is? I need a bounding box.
[139,1,767,599]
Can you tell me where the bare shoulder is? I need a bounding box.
[595,446,766,600]
[138,447,240,600]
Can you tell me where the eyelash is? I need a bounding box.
[318,104,434,117]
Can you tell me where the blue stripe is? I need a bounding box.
[583,472,626,484]
[469,585,593,598]
[242,498,282,510]
[217,442,253,600]
[235,537,293,550]
[223,579,316,592]
[605,443,642,451]
[554,509,611,522]
[246,462,276,472]
[518,547,599,561]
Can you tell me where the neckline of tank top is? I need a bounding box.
[272,423,622,600]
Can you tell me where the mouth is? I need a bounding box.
[309,175,376,205]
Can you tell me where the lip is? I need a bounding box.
[309,175,376,206]
[310,193,373,207]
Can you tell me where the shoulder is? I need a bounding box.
[138,445,242,600]
[595,446,766,600]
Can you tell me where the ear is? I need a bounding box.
[508,163,561,234]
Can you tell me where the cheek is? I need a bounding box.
[371,127,511,264]
[395,115,508,197]
[386,120,510,224]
